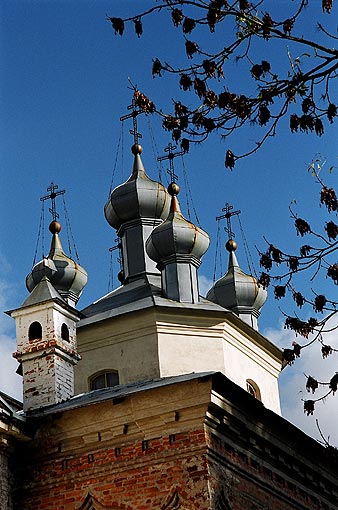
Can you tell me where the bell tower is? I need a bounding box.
[11,276,82,412]
[9,185,87,412]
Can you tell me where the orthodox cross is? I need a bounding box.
[40,182,65,221]
[157,142,185,183]
[109,238,123,267]
[108,238,123,291]
[120,98,143,145]
[216,203,241,239]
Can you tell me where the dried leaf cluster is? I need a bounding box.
[108,0,337,168]
[257,163,338,415]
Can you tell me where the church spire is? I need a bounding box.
[10,183,86,411]
[26,183,87,308]
[206,204,267,331]
[104,104,170,285]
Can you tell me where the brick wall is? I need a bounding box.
[206,426,338,510]
[0,440,13,510]
[13,429,209,510]
[22,350,75,411]
[14,425,338,510]
[15,430,337,510]
[10,375,338,510]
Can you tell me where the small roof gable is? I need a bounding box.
[20,276,65,308]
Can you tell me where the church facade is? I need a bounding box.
[1,138,337,509]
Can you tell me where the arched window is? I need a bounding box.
[61,323,70,342]
[89,370,119,391]
[28,321,42,341]
[246,379,261,401]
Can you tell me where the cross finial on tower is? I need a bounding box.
[109,238,122,266]
[40,182,66,221]
[120,98,143,145]
[157,142,185,183]
[216,203,241,240]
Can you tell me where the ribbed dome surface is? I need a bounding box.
[104,144,170,230]
[146,184,209,263]
[206,240,267,313]
[26,221,87,305]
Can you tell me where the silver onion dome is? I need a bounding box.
[26,221,88,307]
[146,183,210,263]
[104,144,170,231]
[206,239,267,329]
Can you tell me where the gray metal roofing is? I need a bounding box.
[0,391,25,422]
[26,371,215,417]
[21,276,65,308]
[7,276,83,318]
[79,275,226,327]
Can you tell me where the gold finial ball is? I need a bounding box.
[117,270,125,283]
[168,182,180,196]
[226,239,237,252]
[131,143,143,155]
[49,220,62,234]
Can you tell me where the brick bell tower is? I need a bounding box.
[9,184,87,412]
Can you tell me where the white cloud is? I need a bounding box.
[199,274,213,297]
[264,320,338,447]
[0,333,22,401]
[0,254,22,401]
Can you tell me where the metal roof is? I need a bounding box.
[20,276,65,308]
[7,276,83,318]
[79,274,226,327]
[26,371,215,417]
[0,391,25,423]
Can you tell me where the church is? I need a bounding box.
[0,114,337,509]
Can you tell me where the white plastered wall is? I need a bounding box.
[156,313,281,415]
[76,308,282,415]
[75,310,161,394]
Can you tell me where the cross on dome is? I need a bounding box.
[27,182,88,307]
[157,142,184,183]
[40,182,65,222]
[208,202,267,330]
[120,98,143,145]
[109,238,122,268]
[216,203,241,241]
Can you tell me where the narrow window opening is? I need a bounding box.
[169,434,176,445]
[61,323,70,342]
[28,321,42,341]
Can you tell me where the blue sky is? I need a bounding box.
[1,1,338,444]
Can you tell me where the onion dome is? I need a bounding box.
[206,239,267,330]
[146,183,210,263]
[146,183,209,303]
[104,144,170,231]
[26,221,88,307]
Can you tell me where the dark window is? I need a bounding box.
[61,323,70,341]
[28,321,42,341]
[90,371,119,391]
